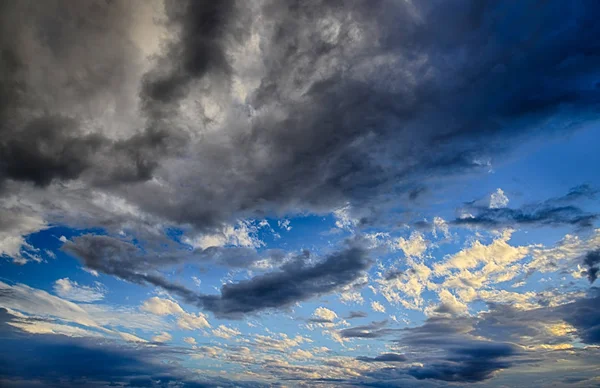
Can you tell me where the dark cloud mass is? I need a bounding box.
[1,0,599,233]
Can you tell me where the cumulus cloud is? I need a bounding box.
[151,331,172,343]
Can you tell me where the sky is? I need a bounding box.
[1,0,600,387]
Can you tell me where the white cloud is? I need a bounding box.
[313,307,338,322]
[529,229,600,275]
[0,281,166,340]
[192,276,202,287]
[152,331,172,342]
[291,349,313,359]
[183,220,264,249]
[278,219,292,231]
[333,204,359,231]
[489,188,509,209]
[212,324,241,339]
[339,291,364,305]
[396,231,427,258]
[433,230,529,277]
[184,336,196,345]
[371,301,386,313]
[0,209,46,264]
[253,333,312,351]
[177,312,210,330]
[53,278,106,302]
[433,216,450,239]
[140,296,185,316]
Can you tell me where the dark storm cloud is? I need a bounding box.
[583,250,600,283]
[198,245,372,318]
[0,0,188,190]
[357,353,407,363]
[0,0,597,251]
[406,342,517,383]
[452,185,598,229]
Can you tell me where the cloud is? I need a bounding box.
[356,353,407,363]
[140,297,210,330]
[489,188,509,209]
[151,331,172,343]
[396,232,428,259]
[406,341,518,383]
[582,250,600,283]
[0,0,597,266]
[338,320,395,339]
[53,278,107,302]
[141,297,185,316]
[453,186,598,229]
[0,209,46,264]
[199,245,372,318]
[311,307,338,323]
[183,337,196,345]
[0,308,247,388]
[371,301,386,313]
[212,325,241,339]
[346,311,368,320]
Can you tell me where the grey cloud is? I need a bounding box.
[198,245,372,318]
[406,341,518,383]
[0,0,597,281]
[357,353,407,363]
[559,293,600,345]
[452,186,598,229]
[4,0,598,234]
[346,311,368,319]
[583,250,600,283]
[338,320,396,339]
[63,234,372,319]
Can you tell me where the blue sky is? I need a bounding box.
[1,1,600,387]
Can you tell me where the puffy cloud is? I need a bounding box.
[183,337,196,345]
[371,301,386,313]
[290,349,313,360]
[396,232,427,259]
[151,331,172,343]
[311,307,338,323]
[141,297,185,316]
[489,188,509,209]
